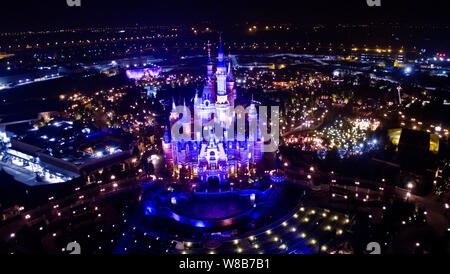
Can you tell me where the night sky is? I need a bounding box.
[2,0,449,31]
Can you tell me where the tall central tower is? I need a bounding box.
[215,35,231,127]
[216,36,227,104]
[206,40,213,83]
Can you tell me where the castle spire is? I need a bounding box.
[169,97,179,123]
[171,97,176,111]
[217,32,224,63]
[182,98,188,117]
[194,89,200,106]
[207,40,212,62]
[216,33,228,98]
[227,52,233,80]
[206,40,213,81]
[249,95,256,113]
[163,126,171,143]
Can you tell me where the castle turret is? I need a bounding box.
[226,53,236,107]
[248,97,258,141]
[163,126,171,143]
[162,126,173,164]
[206,40,213,82]
[216,35,227,101]
[227,53,234,81]
[194,89,200,105]
[169,97,179,125]
[182,99,191,137]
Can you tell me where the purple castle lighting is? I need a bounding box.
[162,39,263,183]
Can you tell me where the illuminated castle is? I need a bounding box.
[162,38,263,183]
